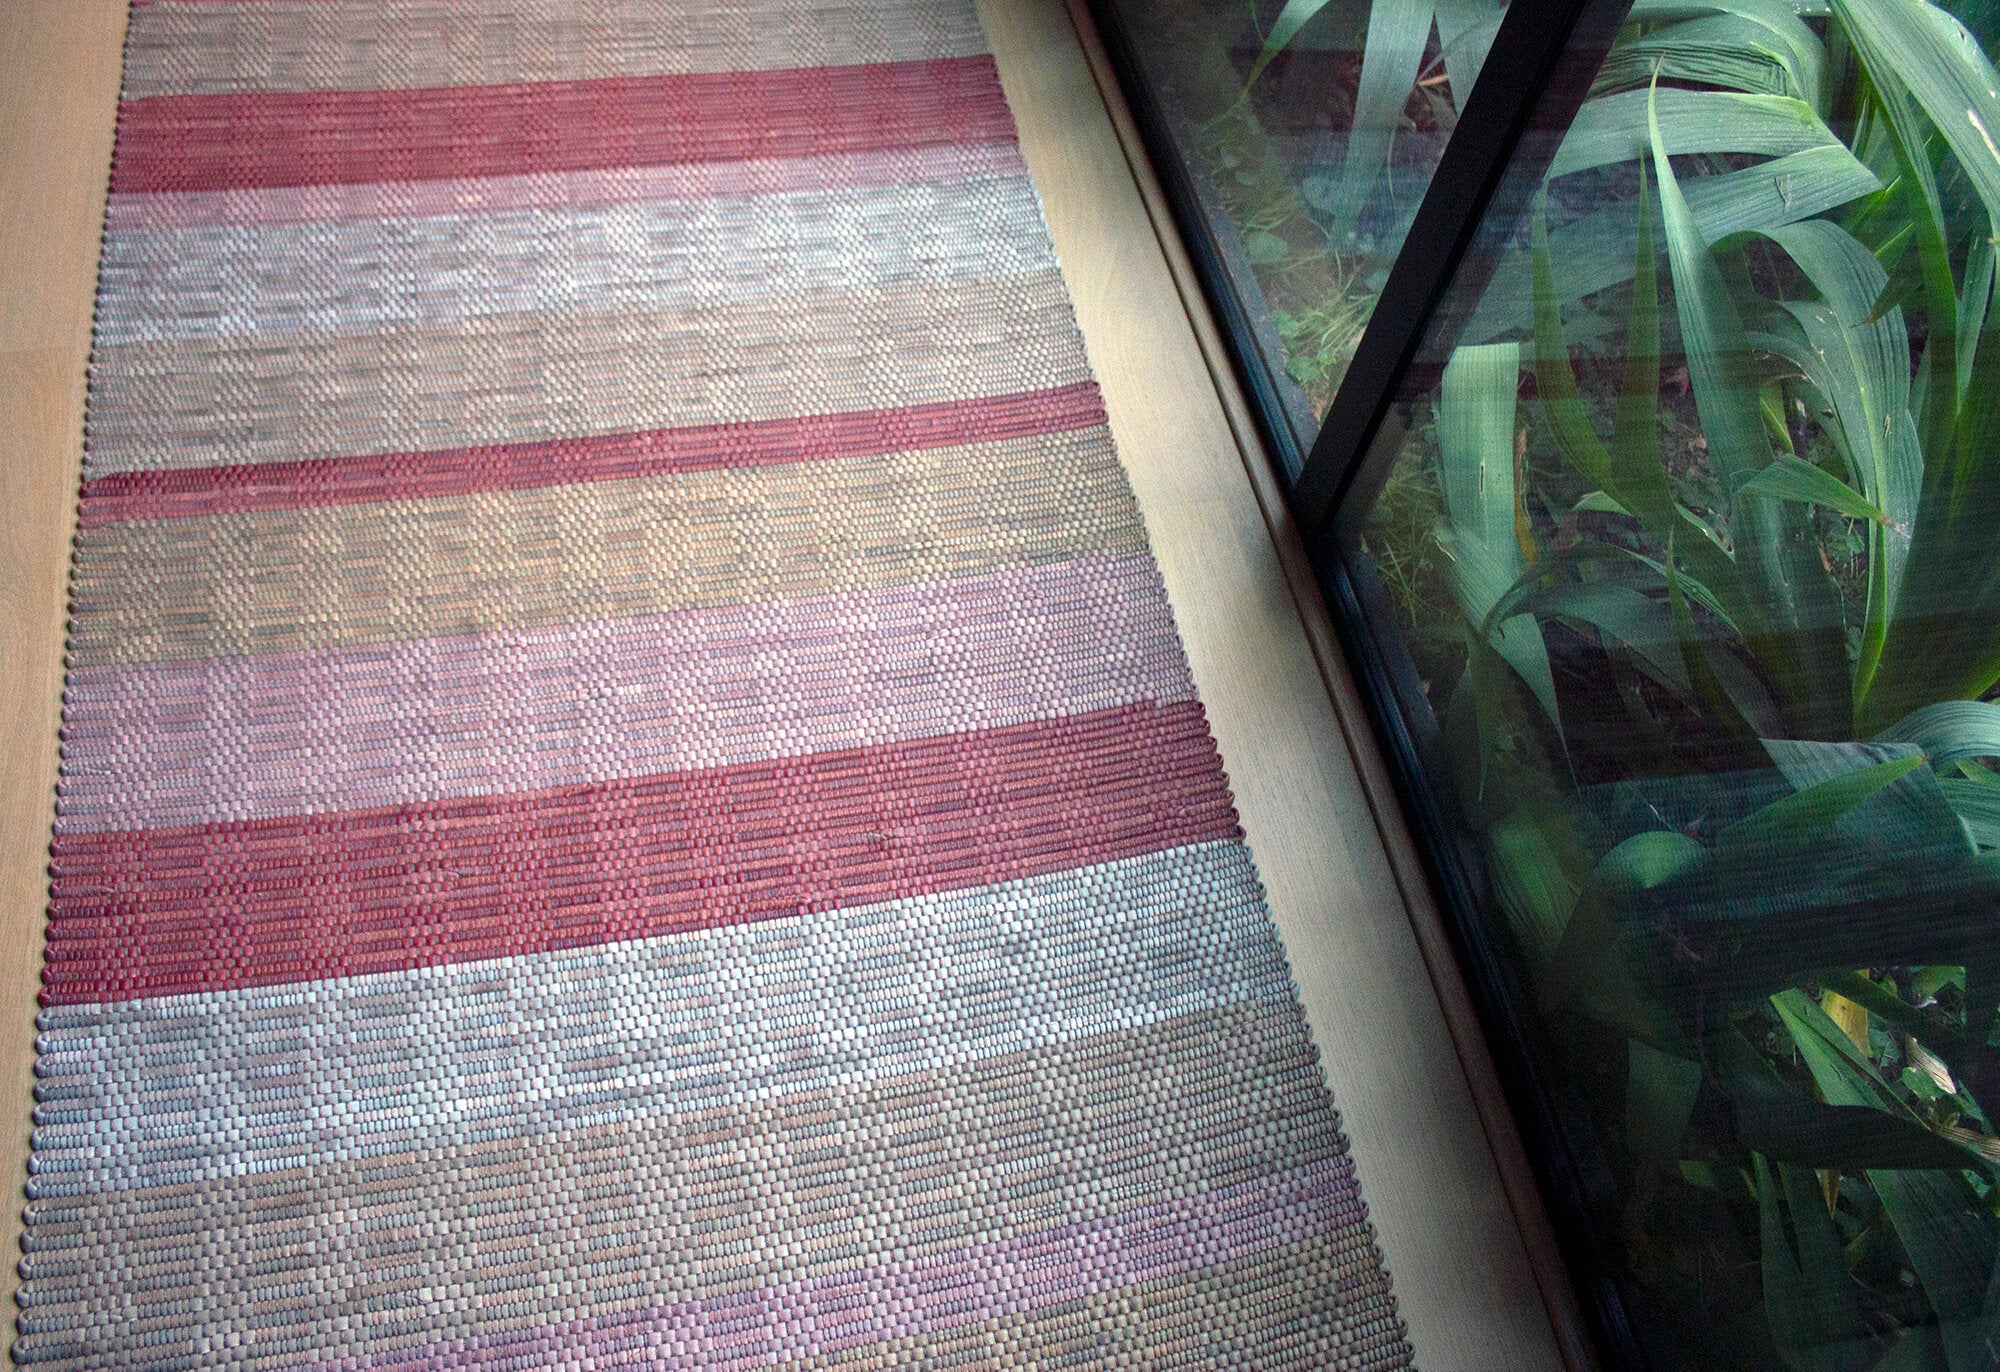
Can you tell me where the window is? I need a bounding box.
[1098,0,2000,1366]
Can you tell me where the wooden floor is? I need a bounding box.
[0,0,1586,1365]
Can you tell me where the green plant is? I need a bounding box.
[1393,1,2000,1366]
[1244,0,1502,234]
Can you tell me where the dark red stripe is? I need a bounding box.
[43,702,1238,1005]
[76,385,1108,527]
[110,57,1015,195]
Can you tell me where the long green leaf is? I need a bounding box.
[1756,1155,1880,1372]
[1488,805,1584,968]
[1651,79,1848,728]
[1832,1,1968,482]
[1244,0,1342,88]
[1734,455,1891,522]
[1626,0,1829,106]
[1650,81,1777,493]
[1776,990,2000,1372]
[1767,734,1978,851]
[1324,0,1438,238]
[1940,775,2000,847]
[1876,701,2000,765]
[1822,969,1970,1059]
[1755,220,1923,707]
[1630,1040,1704,1165]
[1517,580,1694,697]
[1536,196,1680,536]
[1959,236,1994,404]
[1480,536,1745,641]
[1464,144,1881,345]
[1718,754,1927,856]
[1829,0,2000,235]
[1666,536,1762,736]
[1436,342,1562,732]
[1615,161,1666,522]
[1873,245,2000,730]
[1550,90,1837,180]
[1434,0,1503,106]
[1597,15,1812,100]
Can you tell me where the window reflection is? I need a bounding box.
[1346,3,2000,1366]
[1099,0,1500,443]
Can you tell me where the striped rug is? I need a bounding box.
[19,1,1414,1367]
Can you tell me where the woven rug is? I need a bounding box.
[20,1,1413,1367]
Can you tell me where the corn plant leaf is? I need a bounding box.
[1573,490,1631,515]
[1959,236,1994,404]
[1822,969,1971,1059]
[1629,1040,1704,1166]
[1829,0,2000,237]
[1940,775,2000,847]
[1718,753,1927,856]
[1514,580,1695,698]
[1733,455,1891,523]
[1650,81,1777,493]
[1876,700,2000,766]
[1759,738,1973,869]
[1624,0,1829,105]
[1834,0,1973,482]
[1873,257,2000,731]
[1615,160,1667,514]
[1244,0,1344,88]
[1552,90,1835,179]
[1665,538,1764,736]
[1756,1155,1881,1372]
[1597,16,1808,99]
[1488,805,1584,969]
[1741,1105,1989,1170]
[1436,342,1562,733]
[1599,830,1711,905]
[1481,537,1744,640]
[1775,989,2000,1372]
[1465,144,1881,344]
[1434,0,1503,106]
[1721,1009,1971,1172]
[1544,831,1706,1049]
[1530,198,1678,531]
[1321,0,1438,238]
[1651,79,1850,728]
[1755,217,1922,707]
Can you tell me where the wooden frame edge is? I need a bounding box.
[1053,3,1599,1365]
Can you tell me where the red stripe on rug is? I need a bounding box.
[110,57,1015,195]
[77,385,1108,527]
[43,702,1238,1005]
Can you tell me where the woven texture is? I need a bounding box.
[22,1,1414,1367]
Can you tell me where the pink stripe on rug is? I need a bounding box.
[43,702,1238,1005]
[112,58,1015,194]
[104,143,1029,230]
[57,554,1192,833]
[302,1159,1369,1372]
[74,385,1105,526]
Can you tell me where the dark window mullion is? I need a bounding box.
[1292,0,1636,543]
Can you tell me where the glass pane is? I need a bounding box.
[1336,2,2000,1367]
[1096,0,1505,452]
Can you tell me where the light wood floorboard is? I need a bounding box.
[0,0,1581,1365]
[0,0,130,1318]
